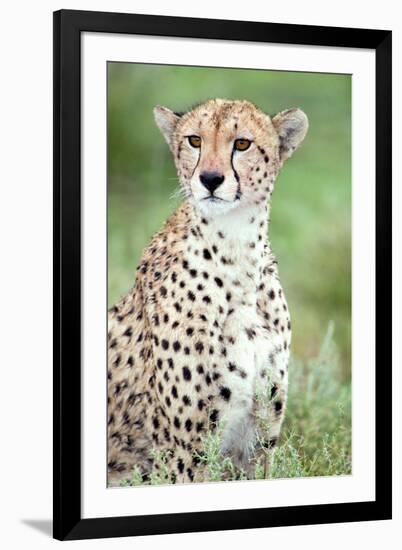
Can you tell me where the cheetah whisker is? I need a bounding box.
[170,187,191,201]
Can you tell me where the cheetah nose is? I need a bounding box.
[199,171,225,194]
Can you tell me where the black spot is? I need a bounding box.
[209,409,219,424]
[202,295,211,304]
[108,460,126,473]
[198,399,205,411]
[161,339,169,350]
[187,468,194,481]
[152,417,160,429]
[186,327,194,337]
[185,419,193,432]
[182,366,192,381]
[269,289,275,300]
[189,269,197,278]
[177,458,184,473]
[214,277,223,288]
[173,341,181,352]
[187,290,196,301]
[195,341,204,354]
[203,249,212,260]
[171,386,178,398]
[123,326,132,338]
[196,422,204,433]
[196,364,204,374]
[268,437,278,448]
[174,417,181,429]
[245,328,256,340]
[274,401,283,413]
[220,387,231,401]
[183,395,191,406]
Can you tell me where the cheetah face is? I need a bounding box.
[154,99,308,216]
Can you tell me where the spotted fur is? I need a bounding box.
[108,98,308,485]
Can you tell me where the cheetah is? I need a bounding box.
[108,98,308,485]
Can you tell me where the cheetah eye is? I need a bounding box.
[234,138,251,151]
[188,135,201,148]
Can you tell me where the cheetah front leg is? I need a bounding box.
[253,334,289,477]
[253,264,291,476]
[218,308,262,475]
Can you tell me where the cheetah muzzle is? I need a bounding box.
[108,98,308,485]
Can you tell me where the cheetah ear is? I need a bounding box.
[154,106,182,149]
[272,108,309,161]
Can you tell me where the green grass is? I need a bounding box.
[108,63,352,482]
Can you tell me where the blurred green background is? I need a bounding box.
[108,62,351,377]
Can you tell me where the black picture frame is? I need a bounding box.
[53,9,392,541]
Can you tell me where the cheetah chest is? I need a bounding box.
[182,211,275,464]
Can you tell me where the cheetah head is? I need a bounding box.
[154,99,308,216]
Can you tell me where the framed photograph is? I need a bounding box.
[53,9,392,541]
